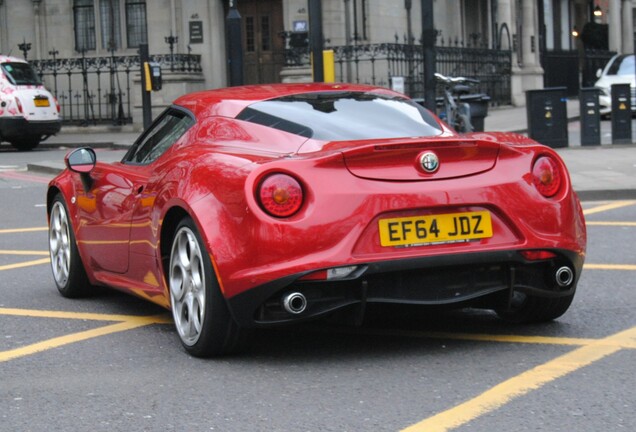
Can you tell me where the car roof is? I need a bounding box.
[0,55,28,64]
[173,83,403,119]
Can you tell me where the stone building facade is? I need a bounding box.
[0,0,632,127]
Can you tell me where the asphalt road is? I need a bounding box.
[1,148,635,432]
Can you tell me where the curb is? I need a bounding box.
[39,141,115,150]
[26,163,65,176]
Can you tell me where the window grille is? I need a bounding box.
[246,16,255,52]
[261,16,271,51]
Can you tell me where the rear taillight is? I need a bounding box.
[532,156,562,197]
[257,173,303,217]
[14,97,23,114]
[54,97,61,113]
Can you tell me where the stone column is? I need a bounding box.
[210,0,228,88]
[621,0,634,54]
[510,0,544,106]
[521,0,539,68]
[33,0,41,60]
[608,0,621,52]
[497,0,516,54]
[0,0,5,54]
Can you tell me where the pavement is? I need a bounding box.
[23,99,636,200]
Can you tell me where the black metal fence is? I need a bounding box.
[541,50,580,96]
[582,49,615,88]
[436,46,511,105]
[30,53,201,125]
[283,36,512,105]
[540,49,615,95]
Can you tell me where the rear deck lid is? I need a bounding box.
[340,138,500,181]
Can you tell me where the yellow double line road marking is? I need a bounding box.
[583,200,636,216]
[0,308,172,363]
[401,325,636,431]
[0,227,48,234]
[585,264,636,271]
[586,221,636,227]
[0,250,50,271]
[0,258,50,271]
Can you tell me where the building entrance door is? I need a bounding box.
[238,0,284,84]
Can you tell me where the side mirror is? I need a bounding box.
[65,147,96,173]
[595,68,602,78]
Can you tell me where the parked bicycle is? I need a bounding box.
[435,72,480,133]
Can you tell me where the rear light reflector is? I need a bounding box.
[299,266,358,281]
[299,270,328,281]
[532,156,562,197]
[257,173,303,218]
[520,250,557,261]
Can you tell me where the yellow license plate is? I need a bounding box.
[379,211,493,247]
[34,98,50,107]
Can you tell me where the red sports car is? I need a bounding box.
[47,83,586,357]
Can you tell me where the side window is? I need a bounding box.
[123,109,194,164]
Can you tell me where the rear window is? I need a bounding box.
[0,62,42,86]
[236,91,443,141]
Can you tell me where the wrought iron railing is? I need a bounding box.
[436,46,511,106]
[30,53,202,126]
[282,35,512,106]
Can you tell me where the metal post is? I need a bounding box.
[421,0,436,112]
[405,0,413,44]
[48,49,59,97]
[579,88,601,146]
[139,43,152,130]
[309,0,324,82]
[226,0,243,86]
[18,38,31,60]
[164,33,178,72]
[344,0,352,82]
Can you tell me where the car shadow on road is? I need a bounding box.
[231,304,570,362]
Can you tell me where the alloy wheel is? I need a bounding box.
[49,201,71,287]
[169,226,207,346]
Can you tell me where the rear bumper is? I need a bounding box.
[0,117,61,139]
[226,248,584,328]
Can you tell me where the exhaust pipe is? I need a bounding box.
[282,292,307,315]
[555,266,574,288]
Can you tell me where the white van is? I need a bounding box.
[0,55,61,150]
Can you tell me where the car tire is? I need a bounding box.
[48,194,91,298]
[495,290,575,323]
[169,217,245,357]
[10,137,40,151]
